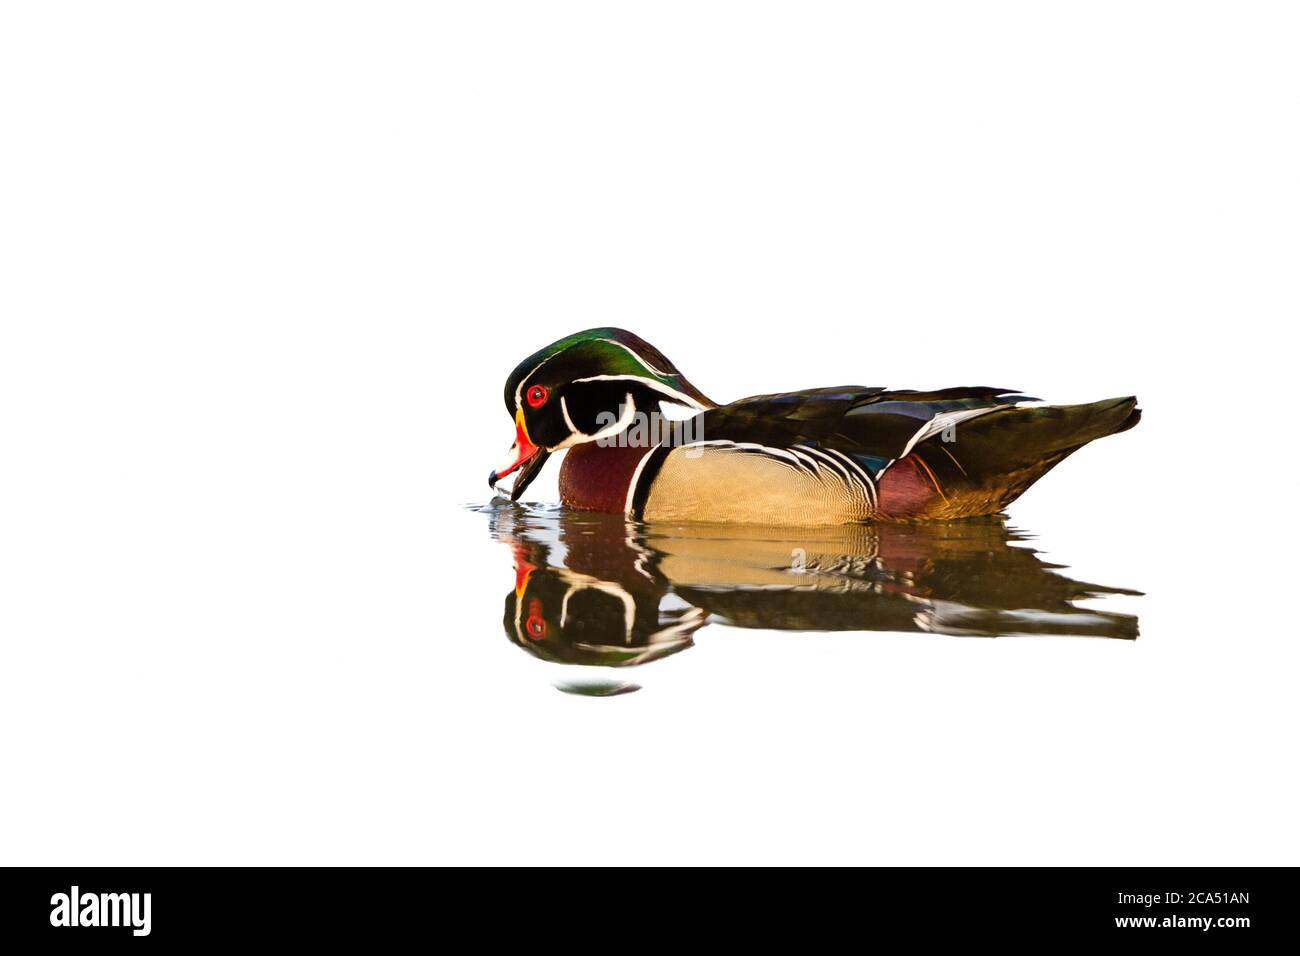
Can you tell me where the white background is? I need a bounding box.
[3,2,1297,864]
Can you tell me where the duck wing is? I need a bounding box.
[688,385,1033,480]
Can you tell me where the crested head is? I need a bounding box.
[489,328,715,500]
[502,327,713,416]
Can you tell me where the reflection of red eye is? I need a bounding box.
[525,598,547,640]
[527,385,548,408]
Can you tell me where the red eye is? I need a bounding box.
[525,599,547,640]
[526,385,548,408]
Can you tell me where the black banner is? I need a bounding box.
[0,867,1287,945]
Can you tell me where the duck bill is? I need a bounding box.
[503,447,549,501]
[488,411,551,501]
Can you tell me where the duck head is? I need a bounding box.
[488,328,714,499]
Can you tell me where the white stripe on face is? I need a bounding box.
[598,337,671,377]
[551,392,637,450]
[513,351,561,408]
[571,374,708,410]
[513,337,667,407]
[560,394,578,433]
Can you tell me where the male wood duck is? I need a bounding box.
[488,328,1140,524]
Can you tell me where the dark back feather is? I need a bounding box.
[687,386,1032,477]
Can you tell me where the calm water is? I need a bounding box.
[471,502,1140,695]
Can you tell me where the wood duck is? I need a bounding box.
[488,328,1140,524]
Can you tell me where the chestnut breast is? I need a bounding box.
[558,442,651,513]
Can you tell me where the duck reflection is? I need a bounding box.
[479,504,1139,682]
[496,509,708,668]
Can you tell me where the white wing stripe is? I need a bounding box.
[897,406,1003,461]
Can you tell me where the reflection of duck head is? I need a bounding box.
[479,503,1139,675]
[504,564,706,667]
[492,506,706,667]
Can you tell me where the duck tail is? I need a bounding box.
[881,397,1141,519]
[970,395,1142,458]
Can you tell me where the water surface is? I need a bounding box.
[473,502,1139,692]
